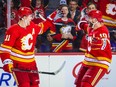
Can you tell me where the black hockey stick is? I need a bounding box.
[0,61,66,75]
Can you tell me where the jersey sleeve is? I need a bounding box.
[37,19,56,35]
[0,25,20,61]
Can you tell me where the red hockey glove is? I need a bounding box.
[47,10,58,22]
[2,59,13,73]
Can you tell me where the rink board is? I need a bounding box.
[0,53,116,87]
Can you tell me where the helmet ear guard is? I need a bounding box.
[18,7,33,19]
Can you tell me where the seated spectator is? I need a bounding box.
[32,0,46,24]
[78,2,97,52]
[110,30,116,52]
[48,5,77,52]
[35,29,52,52]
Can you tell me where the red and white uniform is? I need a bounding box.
[0,6,57,87]
[93,0,116,28]
[0,20,54,69]
[79,34,88,52]
[32,6,46,24]
[84,25,112,69]
[75,25,112,87]
[0,20,54,86]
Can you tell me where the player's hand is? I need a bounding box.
[3,59,13,73]
[61,33,68,39]
[67,33,73,40]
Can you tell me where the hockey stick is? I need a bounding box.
[53,22,76,27]
[0,61,66,75]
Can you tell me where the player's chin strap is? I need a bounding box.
[0,61,66,75]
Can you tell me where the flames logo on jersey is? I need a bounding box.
[106,3,116,15]
[21,34,33,50]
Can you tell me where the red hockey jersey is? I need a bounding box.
[93,0,116,28]
[83,25,112,70]
[0,20,55,69]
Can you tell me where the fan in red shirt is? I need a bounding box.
[32,0,46,24]
[48,5,77,52]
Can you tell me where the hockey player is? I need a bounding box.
[74,10,112,87]
[0,7,55,87]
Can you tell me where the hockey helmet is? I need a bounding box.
[18,7,32,18]
[88,10,103,22]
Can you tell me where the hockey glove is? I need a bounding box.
[2,59,13,73]
[47,10,58,22]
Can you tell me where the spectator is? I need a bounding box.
[32,0,52,52]
[10,0,20,25]
[68,0,83,52]
[4,0,20,26]
[79,2,97,52]
[68,0,80,24]
[32,0,46,24]
[49,5,77,52]
[35,29,52,52]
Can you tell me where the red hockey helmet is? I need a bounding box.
[88,10,103,22]
[18,7,32,18]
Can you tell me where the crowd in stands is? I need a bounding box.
[0,0,116,52]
